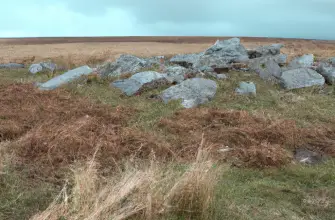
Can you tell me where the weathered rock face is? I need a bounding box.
[0,63,24,69]
[316,62,335,84]
[194,38,249,69]
[98,54,161,77]
[160,78,217,108]
[38,66,93,90]
[235,81,256,95]
[112,71,168,96]
[280,68,325,90]
[169,52,203,68]
[163,66,189,84]
[247,44,284,58]
[249,57,282,82]
[288,54,314,69]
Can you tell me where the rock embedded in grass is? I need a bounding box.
[112,71,168,96]
[280,68,325,90]
[316,62,335,84]
[235,81,256,95]
[294,148,325,165]
[38,65,93,90]
[160,78,217,108]
[29,62,57,74]
[0,63,25,69]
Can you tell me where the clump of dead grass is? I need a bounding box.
[0,83,173,179]
[31,139,219,220]
[158,108,335,168]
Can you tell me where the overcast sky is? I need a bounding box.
[2,0,335,39]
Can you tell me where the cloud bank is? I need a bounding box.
[2,0,335,39]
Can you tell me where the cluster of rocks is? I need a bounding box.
[95,37,335,108]
[2,37,335,108]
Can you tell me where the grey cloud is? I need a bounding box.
[2,0,335,39]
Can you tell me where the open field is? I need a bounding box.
[1,37,335,68]
[1,37,335,220]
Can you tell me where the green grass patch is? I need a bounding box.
[212,160,335,220]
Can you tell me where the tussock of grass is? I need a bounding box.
[31,142,219,220]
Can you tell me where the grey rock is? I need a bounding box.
[247,44,284,58]
[112,71,168,96]
[98,54,160,77]
[235,82,256,95]
[160,78,217,108]
[169,52,203,68]
[274,54,288,65]
[329,57,335,65]
[280,68,325,90]
[29,62,57,74]
[29,63,43,74]
[216,74,228,80]
[112,79,142,96]
[248,54,287,67]
[288,54,314,69]
[294,148,324,165]
[163,66,189,83]
[198,66,214,73]
[0,63,24,69]
[249,58,282,82]
[38,65,93,90]
[130,71,166,84]
[40,62,57,72]
[316,62,335,84]
[194,38,249,69]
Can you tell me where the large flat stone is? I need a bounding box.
[280,68,325,90]
[38,66,93,90]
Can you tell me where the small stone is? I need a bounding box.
[0,63,24,69]
[29,64,43,74]
[235,81,256,95]
[216,74,228,80]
